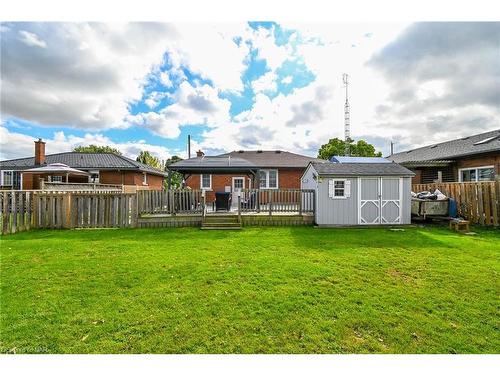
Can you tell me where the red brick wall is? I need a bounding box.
[185,168,304,202]
[454,153,500,180]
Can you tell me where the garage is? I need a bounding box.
[301,157,414,226]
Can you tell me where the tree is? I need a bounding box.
[317,138,382,160]
[165,155,183,189]
[136,151,163,170]
[73,145,122,155]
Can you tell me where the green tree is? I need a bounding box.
[165,155,183,189]
[73,145,122,155]
[318,138,382,160]
[136,151,163,170]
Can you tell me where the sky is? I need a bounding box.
[1,22,499,161]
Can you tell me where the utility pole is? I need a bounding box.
[343,73,350,156]
[390,141,394,156]
[187,135,191,159]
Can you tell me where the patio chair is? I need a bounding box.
[215,192,232,211]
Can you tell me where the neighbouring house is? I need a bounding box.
[388,129,500,184]
[0,139,166,191]
[168,149,324,204]
[301,156,414,226]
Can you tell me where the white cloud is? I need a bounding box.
[159,71,174,88]
[251,71,277,94]
[128,81,231,139]
[0,126,180,161]
[281,75,293,84]
[2,23,176,129]
[19,30,47,48]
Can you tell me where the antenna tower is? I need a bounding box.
[343,73,350,156]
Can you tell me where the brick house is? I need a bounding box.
[388,129,500,184]
[168,149,324,203]
[0,139,166,190]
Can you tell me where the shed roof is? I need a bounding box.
[0,152,167,176]
[388,129,500,163]
[310,161,414,176]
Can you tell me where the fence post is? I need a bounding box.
[298,190,302,215]
[238,194,241,223]
[268,190,272,216]
[62,192,72,229]
[2,192,9,235]
[132,193,139,228]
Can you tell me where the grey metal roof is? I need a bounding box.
[310,161,414,176]
[220,150,323,168]
[0,152,166,176]
[388,129,500,163]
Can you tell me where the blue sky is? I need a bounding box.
[1,22,499,161]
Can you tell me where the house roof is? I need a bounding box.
[388,129,500,163]
[330,156,392,164]
[168,150,325,173]
[310,161,414,176]
[0,152,167,176]
[168,156,257,173]
[220,150,323,168]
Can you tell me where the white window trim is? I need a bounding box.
[458,165,495,182]
[232,176,245,190]
[259,169,279,189]
[142,172,148,185]
[200,174,212,190]
[88,170,100,184]
[1,170,14,186]
[329,178,349,199]
[50,175,63,183]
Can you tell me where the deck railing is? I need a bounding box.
[137,189,203,215]
[240,188,315,214]
[42,181,123,192]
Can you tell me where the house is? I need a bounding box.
[301,156,414,226]
[0,139,166,191]
[168,149,324,203]
[388,129,500,184]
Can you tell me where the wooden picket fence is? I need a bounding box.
[412,181,500,227]
[1,191,137,234]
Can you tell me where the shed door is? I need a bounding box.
[359,178,381,224]
[359,178,402,225]
[381,178,401,224]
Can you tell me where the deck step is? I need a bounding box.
[200,226,242,230]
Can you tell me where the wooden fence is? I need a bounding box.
[1,191,137,234]
[412,181,500,226]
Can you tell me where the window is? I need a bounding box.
[143,173,148,185]
[328,179,351,199]
[459,166,495,182]
[50,175,63,182]
[258,170,279,189]
[89,171,100,183]
[1,171,13,186]
[200,174,212,190]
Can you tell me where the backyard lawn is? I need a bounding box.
[1,225,499,354]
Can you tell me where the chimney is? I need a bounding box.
[34,138,46,165]
[196,149,204,158]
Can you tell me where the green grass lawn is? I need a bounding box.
[1,226,499,354]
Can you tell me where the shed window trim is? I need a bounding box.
[458,165,495,182]
[259,169,279,189]
[200,174,212,190]
[328,178,350,199]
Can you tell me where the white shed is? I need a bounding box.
[301,157,415,226]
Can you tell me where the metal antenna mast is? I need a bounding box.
[343,73,350,156]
